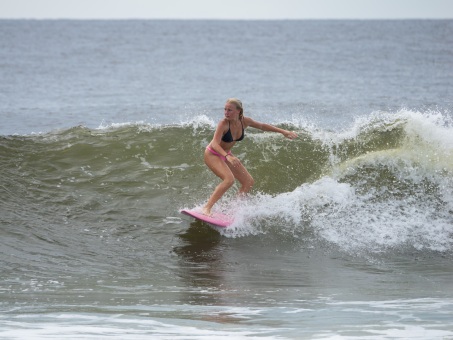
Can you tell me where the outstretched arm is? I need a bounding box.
[244,117,298,139]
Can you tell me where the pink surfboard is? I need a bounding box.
[181,209,233,228]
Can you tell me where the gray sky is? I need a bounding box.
[1,0,452,19]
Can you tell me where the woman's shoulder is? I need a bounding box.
[218,118,229,126]
[242,116,259,128]
[215,118,230,131]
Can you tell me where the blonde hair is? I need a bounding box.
[226,98,244,119]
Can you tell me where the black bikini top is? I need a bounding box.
[221,120,244,143]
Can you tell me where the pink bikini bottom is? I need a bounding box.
[206,146,232,162]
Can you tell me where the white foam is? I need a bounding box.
[0,312,279,340]
[218,169,453,253]
[311,109,453,158]
[218,177,355,238]
[180,114,216,129]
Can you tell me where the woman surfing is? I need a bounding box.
[202,98,298,216]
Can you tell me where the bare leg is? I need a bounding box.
[202,149,235,216]
[227,160,254,195]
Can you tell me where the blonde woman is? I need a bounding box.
[202,98,297,216]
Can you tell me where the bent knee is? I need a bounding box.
[224,176,235,187]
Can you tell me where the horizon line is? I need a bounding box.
[1,17,452,21]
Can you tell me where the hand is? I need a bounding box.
[226,154,239,166]
[284,130,298,139]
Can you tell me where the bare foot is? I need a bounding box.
[201,206,212,216]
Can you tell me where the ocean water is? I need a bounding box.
[1,19,453,339]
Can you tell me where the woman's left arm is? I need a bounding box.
[244,117,298,139]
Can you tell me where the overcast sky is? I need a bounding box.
[1,0,452,20]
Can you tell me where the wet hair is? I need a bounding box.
[226,98,244,119]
